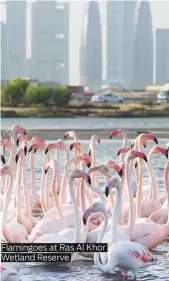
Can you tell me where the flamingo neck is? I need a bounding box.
[94,208,116,272]
[126,159,135,240]
[120,134,127,163]
[51,166,63,219]
[164,168,169,225]
[111,186,122,243]
[147,152,159,201]
[90,142,98,187]
[136,160,143,218]
[59,150,71,204]
[44,152,50,210]
[16,158,22,223]
[22,155,30,216]
[40,167,46,213]
[30,151,36,200]
[2,173,13,228]
[69,176,80,243]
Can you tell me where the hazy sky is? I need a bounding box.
[1,1,169,84]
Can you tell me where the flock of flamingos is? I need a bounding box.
[0,124,169,281]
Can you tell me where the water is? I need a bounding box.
[1,118,169,280]
[3,139,168,281]
[1,117,169,130]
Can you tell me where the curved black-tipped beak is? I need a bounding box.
[64,135,67,139]
[83,216,87,226]
[44,168,48,175]
[1,155,5,164]
[143,143,146,148]
[117,150,120,156]
[87,175,91,185]
[143,155,148,162]
[88,150,91,157]
[34,149,37,154]
[118,169,123,178]
[98,140,100,144]
[135,162,138,169]
[87,163,91,168]
[70,144,73,151]
[15,154,19,164]
[105,186,109,197]
[24,146,27,156]
[45,148,48,154]
[23,130,26,135]
[28,146,33,153]
[131,144,134,148]
[165,149,168,158]
[154,137,158,144]
[109,134,112,139]
[16,138,19,147]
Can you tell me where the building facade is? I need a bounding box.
[6,0,26,79]
[1,21,7,81]
[156,28,169,84]
[31,1,69,84]
[132,0,153,89]
[80,1,102,88]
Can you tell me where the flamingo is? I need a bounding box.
[1,263,20,281]
[149,160,169,224]
[83,201,157,280]
[0,165,28,242]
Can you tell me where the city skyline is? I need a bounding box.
[1,0,169,86]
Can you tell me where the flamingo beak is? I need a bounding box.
[105,186,109,197]
[109,133,112,139]
[24,146,27,156]
[64,135,67,139]
[118,169,123,178]
[154,137,158,144]
[165,149,168,158]
[34,149,37,154]
[28,146,33,153]
[83,207,93,225]
[70,144,73,151]
[87,163,91,168]
[45,148,49,154]
[87,175,91,185]
[98,140,100,144]
[1,155,5,164]
[44,168,48,175]
[88,149,91,157]
[135,162,138,169]
[16,138,19,147]
[15,154,19,164]
[23,130,26,135]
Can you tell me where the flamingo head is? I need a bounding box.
[15,147,27,163]
[83,202,104,225]
[91,135,101,143]
[45,139,66,154]
[80,153,91,168]
[70,169,91,185]
[87,165,109,177]
[105,160,123,177]
[0,164,12,176]
[139,133,158,145]
[117,147,131,156]
[29,142,46,153]
[150,146,168,158]
[105,176,121,197]
[31,137,45,145]
[64,130,78,140]
[44,159,59,174]
[0,138,13,149]
[131,139,146,148]
[109,129,125,139]
[70,142,82,153]
[126,150,148,162]
[16,134,32,147]
[0,155,5,164]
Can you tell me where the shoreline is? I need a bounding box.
[2,128,169,140]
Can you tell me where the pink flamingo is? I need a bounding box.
[83,201,157,281]
[0,165,28,242]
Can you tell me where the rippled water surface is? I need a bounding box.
[3,137,169,281]
[2,117,169,130]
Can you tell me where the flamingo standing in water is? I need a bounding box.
[83,201,157,280]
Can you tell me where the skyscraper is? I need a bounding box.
[31,1,69,84]
[156,29,169,85]
[132,0,153,89]
[1,21,7,81]
[80,1,102,88]
[6,1,26,79]
[106,0,136,89]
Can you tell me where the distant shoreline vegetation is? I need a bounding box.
[1,77,169,118]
